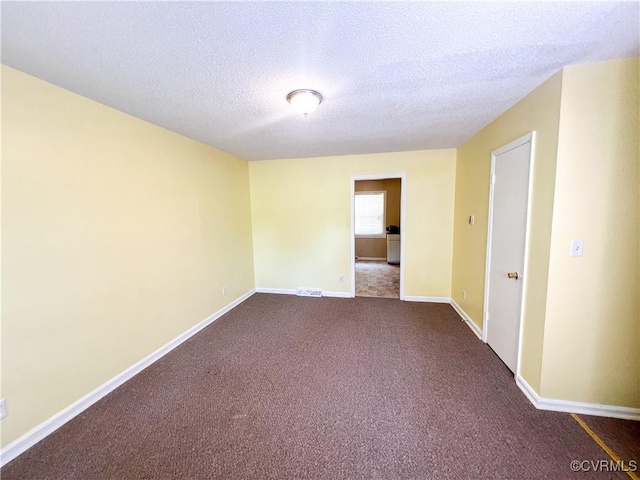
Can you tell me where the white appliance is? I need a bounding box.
[386,234,400,265]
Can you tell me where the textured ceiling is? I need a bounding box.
[2,2,639,161]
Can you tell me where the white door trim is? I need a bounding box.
[482,132,536,377]
[351,173,407,300]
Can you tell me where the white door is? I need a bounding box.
[485,133,533,373]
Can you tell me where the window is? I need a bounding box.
[355,191,386,238]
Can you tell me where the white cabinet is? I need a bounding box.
[387,234,400,265]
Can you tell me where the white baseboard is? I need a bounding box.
[449,304,640,421]
[450,304,640,421]
[0,288,257,467]
[516,375,640,421]
[355,257,387,261]
[515,374,540,406]
[449,298,483,340]
[8,288,634,467]
[256,288,352,299]
[255,287,296,295]
[322,291,352,298]
[404,296,451,304]
[255,289,450,301]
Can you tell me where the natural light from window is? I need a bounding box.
[355,191,386,237]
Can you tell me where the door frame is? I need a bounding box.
[482,132,536,376]
[350,173,407,300]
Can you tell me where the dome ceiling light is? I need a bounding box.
[286,89,323,117]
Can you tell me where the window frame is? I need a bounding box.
[354,190,387,239]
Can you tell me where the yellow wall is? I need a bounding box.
[540,58,639,406]
[3,55,637,453]
[451,71,564,391]
[1,66,255,447]
[249,150,456,297]
[355,179,401,258]
[452,57,640,408]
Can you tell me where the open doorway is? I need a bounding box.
[350,174,406,299]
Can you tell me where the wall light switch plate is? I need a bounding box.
[468,215,474,226]
[0,399,7,420]
[570,239,584,257]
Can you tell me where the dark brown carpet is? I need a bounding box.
[579,414,640,468]
[2,294,635,479]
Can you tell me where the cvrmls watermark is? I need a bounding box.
[570,460,637,472]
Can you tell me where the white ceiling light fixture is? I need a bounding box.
[286,89,323,117]
[6,2,638,160]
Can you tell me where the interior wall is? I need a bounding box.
[1,66,256,447]
[249,150,456,297]
[540,57,639,407]
[355,178,401,259]
[451,71,564,392]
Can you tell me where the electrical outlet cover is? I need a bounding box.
[570,239,584,257]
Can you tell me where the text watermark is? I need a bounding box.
[570,460,637,473]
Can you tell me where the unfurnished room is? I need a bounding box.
[1,1,639,479]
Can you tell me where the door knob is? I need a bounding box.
[507,272,519,280]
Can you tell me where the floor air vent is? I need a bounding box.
[296,288,322,297]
